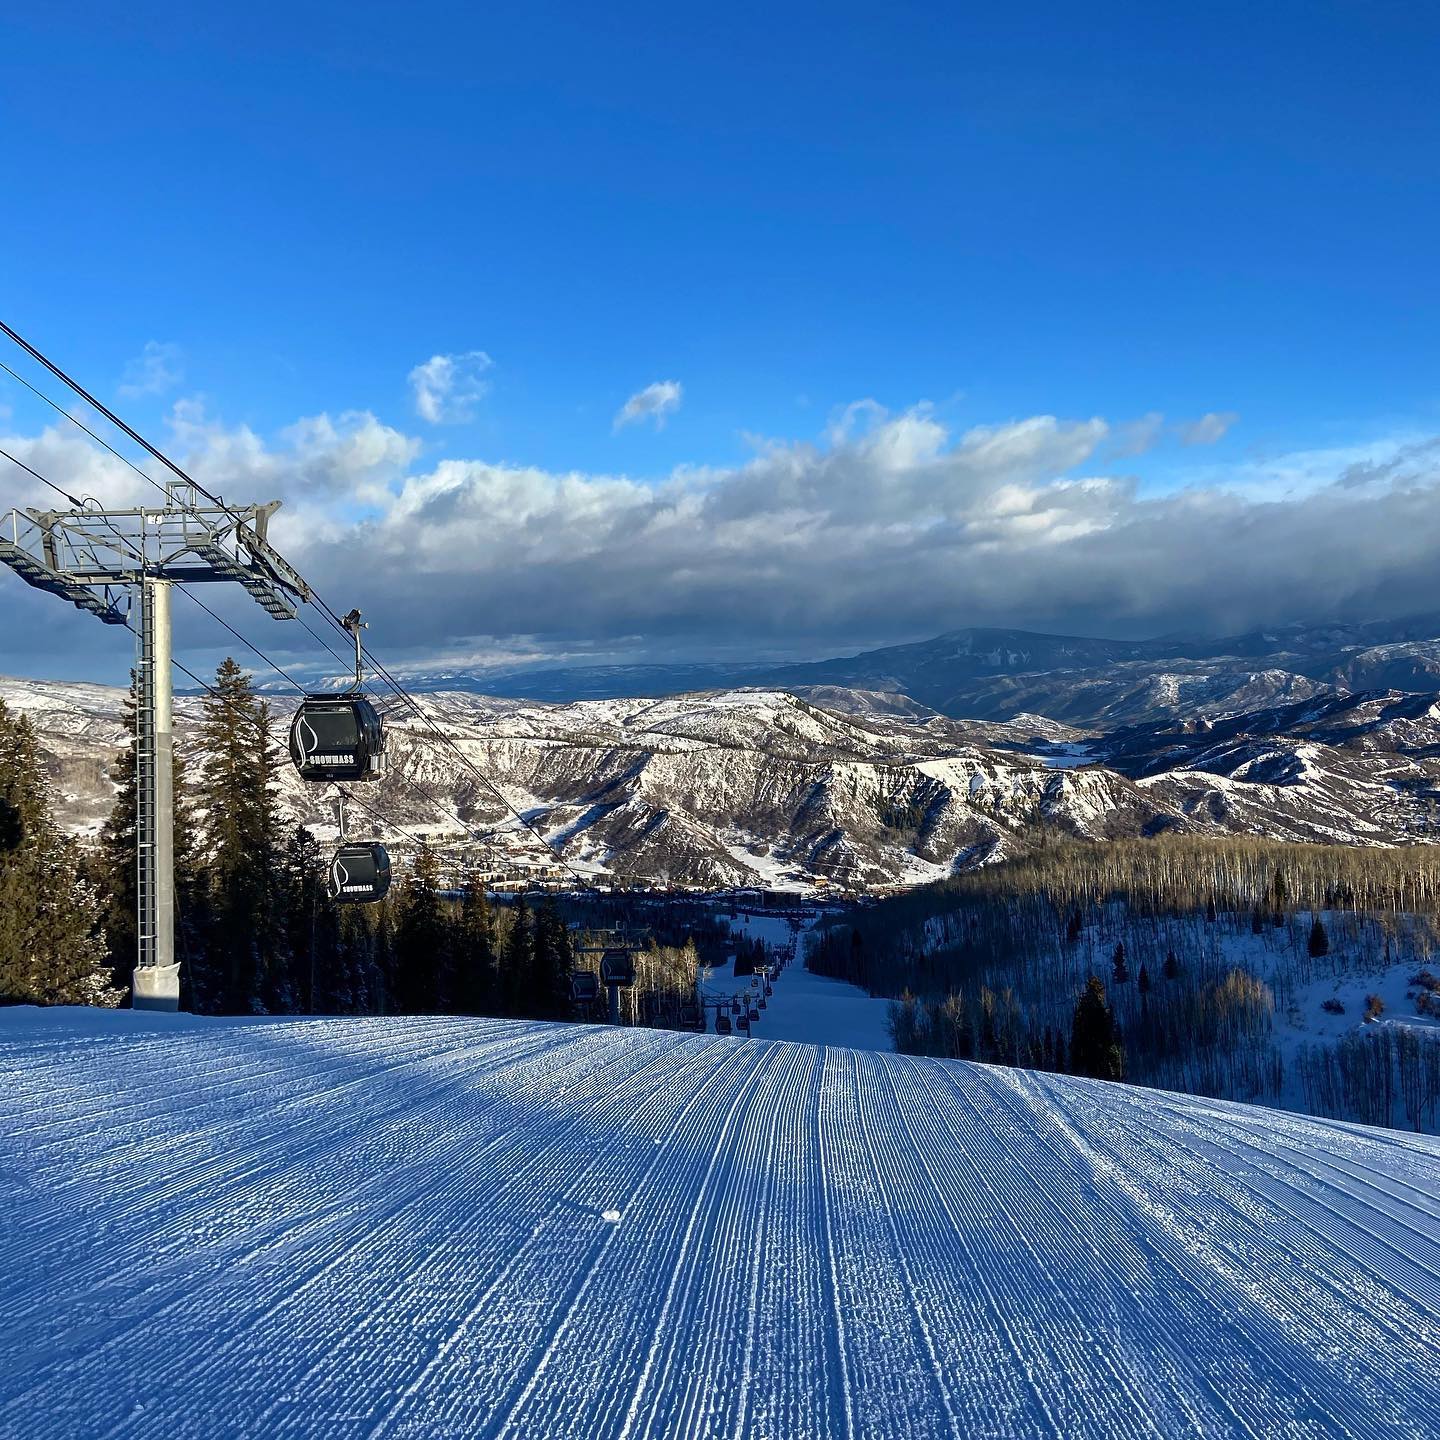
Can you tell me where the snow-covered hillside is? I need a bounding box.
[2,1007,1438,1438]
[11,671,1440,890]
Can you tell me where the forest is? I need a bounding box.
[808,834,1440,1131]
[0,663,708,1029]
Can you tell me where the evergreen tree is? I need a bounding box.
[530,898,574,1019]
[499,897,533,1016]
[392,843,448,1013]
[1065,907,1083,945]
[192,660,285,1012]
[1069,975,1125,1081]
[281,827,340,1012]
[1308,915,1330,959]
[1137,962,1151,996]
[0,699,115,1005]
[454,869,496,1014]
[1111,939,1130,984]
[0,796,21,853]
[1163,949,1180,981]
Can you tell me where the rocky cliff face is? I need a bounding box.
[8,675,1439,890]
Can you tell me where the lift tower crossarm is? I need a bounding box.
[0,482,314,1013]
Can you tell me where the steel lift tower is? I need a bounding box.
[0,482,310,1010]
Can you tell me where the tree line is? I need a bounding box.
[2,660,700,1025]
[810,834,1440,1130]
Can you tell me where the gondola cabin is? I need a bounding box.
[570,970,600,1004]
[290,694,386,782]
[679,1003,703,1031]
[747,1007,759,1023]
[327,843,391,904]
[600,948,637,988]
[715,1013,733,1035]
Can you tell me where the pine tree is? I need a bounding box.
[530,898,574,1020]
[190,660,286,1011]
[1137,963,1150,996]
[454,869,496,1014]
[281,827,340,1012]
[499,897,533,1016]
[1308,915,1330,958]
[0,699,115,1006]
[0,796,21,852]
[1065,907,1083,945]
[393,843,448,1013]
[1069,975,1125,1081]
[1163,949,1180,981]
[1111,939,1130,984]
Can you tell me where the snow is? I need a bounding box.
[3,1008,1439,1438]
[752,962,893,1050]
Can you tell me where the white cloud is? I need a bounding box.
[118,341,184,398]
[614,380,683,431]
[8,394,1439,673]
[408,350,493,424]
[1177,411,1238,446]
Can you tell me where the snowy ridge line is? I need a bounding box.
[3,1009,1439,1438]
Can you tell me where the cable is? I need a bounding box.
[2,324,602,889]
[2,360,359,684]
[1,440,470,859]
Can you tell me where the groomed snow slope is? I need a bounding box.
[3,1009,1439,1440]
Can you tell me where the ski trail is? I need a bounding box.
[5,1012,1440,1439]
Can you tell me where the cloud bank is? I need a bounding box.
[5,395,1440,676]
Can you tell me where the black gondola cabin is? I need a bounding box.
[600,948,637,988]
[327,843,391,904]
[290,694,387,782]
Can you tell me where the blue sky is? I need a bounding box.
[3,2,1440,681]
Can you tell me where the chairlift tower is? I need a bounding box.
[0,482,310,1010]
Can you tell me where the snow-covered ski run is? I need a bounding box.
[2,1006,1438,1439]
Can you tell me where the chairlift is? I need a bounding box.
[600,948,637,988]
[715,1013,733,1035]
[327,843,391,904]
[570,970,600,1004]
[290,694,386,782]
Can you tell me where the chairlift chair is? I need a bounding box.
[290,694,387,782]
[327,843,392,904]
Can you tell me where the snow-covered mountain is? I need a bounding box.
[11,673,1440,888]
[409,616,1440,729]
[4,1003,1437,1438]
